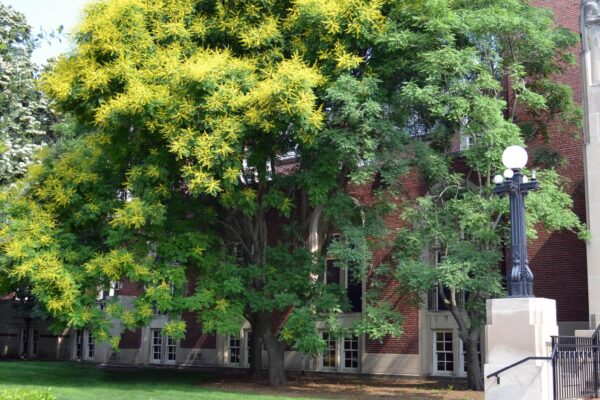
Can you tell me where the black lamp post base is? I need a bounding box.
[508,280,534,298]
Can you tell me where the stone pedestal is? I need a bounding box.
[484,298,557,400]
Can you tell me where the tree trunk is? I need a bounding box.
[250,311,287,385]
[248,312,265,379]
[263,328,287,386]
[464,336,484,391]
[444,291,485,392]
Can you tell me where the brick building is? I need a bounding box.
[0,0,596,379]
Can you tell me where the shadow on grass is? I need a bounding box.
[198,372,482,400]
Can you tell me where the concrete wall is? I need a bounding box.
[582,0,600,327]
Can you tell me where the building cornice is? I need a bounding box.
[584,0,600,26]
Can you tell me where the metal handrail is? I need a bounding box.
[592,323,600,342]
[486,343,558,385]
[488,327,600,390]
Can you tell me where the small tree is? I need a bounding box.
[390,0,586,391]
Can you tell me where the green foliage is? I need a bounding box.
[0,0,587,389]
[0,4,59,184]
[0,0,411,367]
[385,0,586,390]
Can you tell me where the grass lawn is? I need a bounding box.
[0,361,317,400]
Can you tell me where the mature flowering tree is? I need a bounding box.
[0,4,58,184]
[2,0,407,385]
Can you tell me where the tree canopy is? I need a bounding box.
[0,4,59,185]
[390,0,586,390]
[0,0,587,389]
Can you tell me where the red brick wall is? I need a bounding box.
[527,0,588,322]
[349,170,429,355]
[119,279,143,296]
[180,311,216,349]
[119,328,141,349]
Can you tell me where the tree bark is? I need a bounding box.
[464,335,484,391]
[248,312,265,379]
[249,311,287,385]
[263,326,287,386]
[442,288,484,391]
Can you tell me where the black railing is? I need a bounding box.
[486,325,600,400]
[486,354,554,385]
[552,335,599,400]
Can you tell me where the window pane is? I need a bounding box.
[434,331,453,373]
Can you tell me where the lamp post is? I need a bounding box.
[493,145,539,297]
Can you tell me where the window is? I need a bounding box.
[31,329,39,356]
[460,339,481,376]
[433,331,454,374]
[20,328,39,358]
[460,134,472,151]
[97,281,121,310]
[427,250,465,311]
[428,285,466,311]
[87,331,95,359]
[345,268,362,313]
[228,335,241,365]
[321,331,337,369]
[75,329,83,359]
[150,329,177,364]
[166,335,176,363]
[244,330,253,368]
[325,260,363,313]
[151,329,162,363]
[343,336,359,370]
[231,243,244,264]
[325,259,341,285]
[72,328,97,360]
[20,328,28,357]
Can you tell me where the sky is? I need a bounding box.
[4,0,92,64]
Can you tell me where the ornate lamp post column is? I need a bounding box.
[493,145,539,297]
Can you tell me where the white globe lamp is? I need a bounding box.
[502,145,528,170]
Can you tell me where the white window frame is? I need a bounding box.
[73,328,96,360]
[459,339,481,377]
[87,331,95,359]
[151,329,163,363]
[150,329,177,364]
[433,331,454,375]
[427,250,466,312]
[320,331,337,370]
[243,330,253,368]
[19,327,40,358]
[460,133,472,151]
[228,335,241,366]
[165,335,177,364]
[75,329,83,359]
[20,328,27,357]
[19,328,28,357]
[342,335,359,371]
